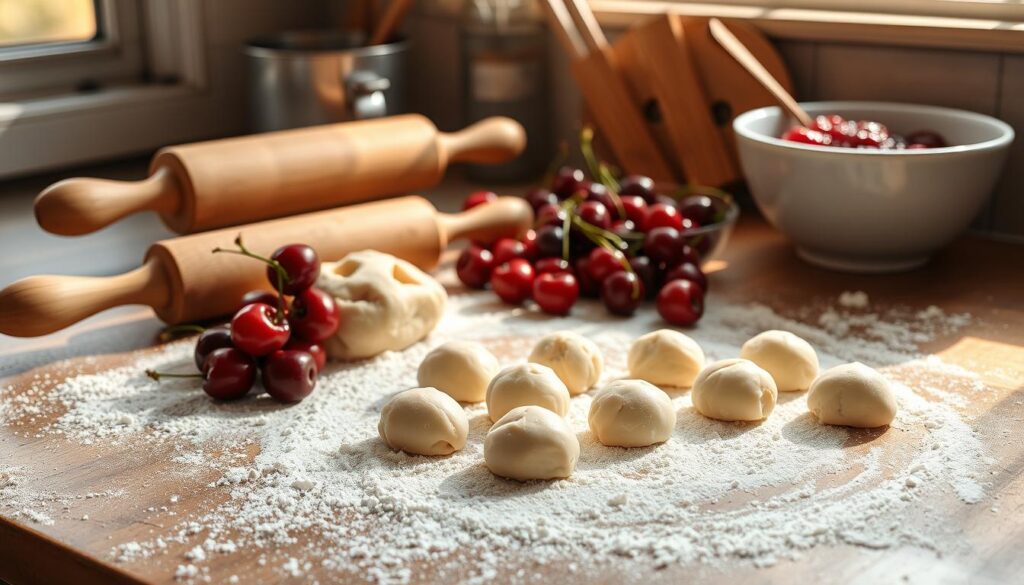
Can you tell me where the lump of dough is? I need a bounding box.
[528,331,603,395]
[316,250,447,360]
[485,363,570,422]
[484,405,580,481]
[417,341,499,403]
[588,379,675,448]
[807,362,897,428]
[378,387,468,456]
[627,329,705,388]
[740,330,819,392]
[691,359,777,422]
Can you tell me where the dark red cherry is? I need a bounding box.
[664,262,708,292]
[619,195,648,226]
[629,256,659,300]
[285,337,327,372]
[551,167,585,199]
[492,238,527,266]
[578,201,611,230]
[619,175,656,203]
[532,272,579,316]
[202,348,256,400]
[643,203,684,232]
[678,195,717,225]
[574,257,600,298]
[536,203,567,227]
[194,326,233,370]
[657,280,705,326]
[586,247,626,284]
[643,227,683,266]
[526,188,559,211]
[906,130,947,149]
[289,287,340,342]
[268,244,320,295]
[491,259,535,305]
[262,350,317,402]
[535,225,565,259]
[601,271,644,316]
[535,257,571,275]
[456,246,495,289]
[230,303,290,357]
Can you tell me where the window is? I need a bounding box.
[0,0,98,47]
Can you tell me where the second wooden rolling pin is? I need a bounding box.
[0,196,532,337]
[34,115,526,236]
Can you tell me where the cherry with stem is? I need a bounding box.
[212,235,290,324]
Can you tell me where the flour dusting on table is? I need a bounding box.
[0,288,991,583]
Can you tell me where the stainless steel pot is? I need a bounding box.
[245,31,409,132]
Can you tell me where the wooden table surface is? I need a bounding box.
[1,179,1023,583]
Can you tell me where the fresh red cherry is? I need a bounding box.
[289,287,340,342]
[262,350,317,402]
[619,195,648,226]
[657,280,705,326]
[782,126,832,146]
[285,337,326,372]
[534,225,565,259]
[535,257,571,275]
[463,190,497,211]
[584,182,616,212]
[573,257,600,298]
[601,271,644,316]
[520,229,538,262]
[586,247,627,283]
[194,326,233,370]
[536,203,567,227]
[906,130,947,149]
[551,167,585,199]
[578,200,611,229]
[202,347,256,400]
[678,195,717,225]
[492,238,527,265]
[643,203,684,232]
[532,272,579,316]
[268,244,320,295]
[491,259,535,305]
[678,244,702,265]
[664,261,708,292]
[643,226,683,265]
[525,188,559,211]
[629,256,659,300]
[239,290,281,312]
[230,303,290,357]
[619,175,656,203]
[456,246,495,289]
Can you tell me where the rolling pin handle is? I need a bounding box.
[0,259,170,337]
[34,167,179,236]
[440,117,527,165]
[437,196,534,246]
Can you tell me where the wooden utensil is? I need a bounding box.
[0,196,532,338]
[540,0,676,182]
[34,114,525,236]
[369,0,413,45]
[614,14,737,187]
[708,18,813,128]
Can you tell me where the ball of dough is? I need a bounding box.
[378,387,469,456]
[807,362,897,428]
[588,380,676,447]
[691,359,777,422]
[316,250,447,360]
[484,405,580,481]
[627,329,705,388]
[528,331,603,395]
[740,330,819,392]
[417,341,499,403]
[485,363,570,422]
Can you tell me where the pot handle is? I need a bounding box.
[345,70,390,119]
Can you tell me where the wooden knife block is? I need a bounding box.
[586,15,794,188]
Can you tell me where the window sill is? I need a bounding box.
[591,1,1024,53]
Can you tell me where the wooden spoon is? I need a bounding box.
[708,18,813,128]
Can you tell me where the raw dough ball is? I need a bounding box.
[484,405,580,481]
[485,363,570,422]
[807,362,898,428]
[627,329,705,388]
[588,380,676,447]
[378,387,468,456]
[528,331,603,395]
[317,250,447,360]
[740,330,819,392]
[417,341,499,403]
[691,359,777,422]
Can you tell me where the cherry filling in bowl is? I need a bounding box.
[781,114,948,150]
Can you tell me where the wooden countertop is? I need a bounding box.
[1,192,1023,583]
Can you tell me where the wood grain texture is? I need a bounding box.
[1,218,1023,584]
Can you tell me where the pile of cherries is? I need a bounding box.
[148,239,340,403]
[457,168,726,326]
[782,113,947,150]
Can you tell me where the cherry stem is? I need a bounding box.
[146,369,202,382]
[212,235,288,324]
[158,324,205,343]
[579,126,625,219]
[567,214,640,300]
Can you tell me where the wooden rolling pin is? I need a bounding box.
[34,115,526,236]
[0,196,532,337]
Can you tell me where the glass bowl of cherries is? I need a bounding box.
[456,136,739,326]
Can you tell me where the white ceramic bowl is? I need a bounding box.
[734,101,1014,273]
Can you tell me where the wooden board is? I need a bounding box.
[2,217,1024,584]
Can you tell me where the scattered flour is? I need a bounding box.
[0,289,994,583]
